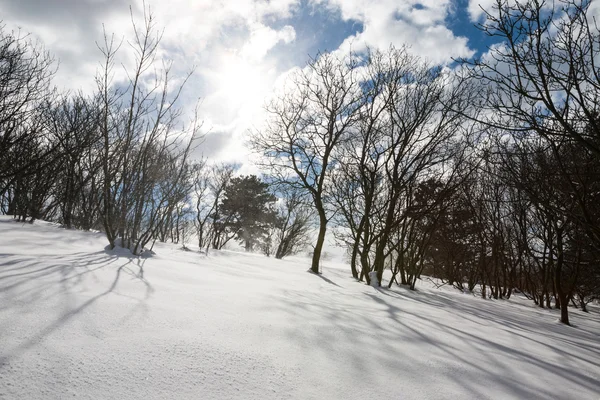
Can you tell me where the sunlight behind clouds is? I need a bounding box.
[0,0,476,165]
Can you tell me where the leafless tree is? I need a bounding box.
[189,160,211,249]
[468,0,600,155]
[331,48,399,280]
[205,162,237,251]
[367,51,474,286]
[47,93,103,229]
[251,52,363,273]
[459,0,600,323]
[0,24,57,214]
[465,0,600,255]
[96,6,201,254]
[272,186,312,259]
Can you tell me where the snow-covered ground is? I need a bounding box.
[1,216,599,399]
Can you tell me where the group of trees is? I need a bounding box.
[0,11,202,256]
[251,46,477,282]
[0,11,311,259]
[1,0,599,325]
[252,0,600,324]
[190,168,311,258]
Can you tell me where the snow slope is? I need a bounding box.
[0,216,599,399]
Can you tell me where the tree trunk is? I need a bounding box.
[311,207,327,274]
[555,227,570,325]
[579,294,588,312]
[350,236,360,279]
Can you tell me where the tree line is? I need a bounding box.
[1,0,599,325]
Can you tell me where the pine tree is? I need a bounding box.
[219,175,277,252]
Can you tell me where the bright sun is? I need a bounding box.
[215,54,272,122]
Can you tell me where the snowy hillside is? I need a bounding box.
[0,216,599,399]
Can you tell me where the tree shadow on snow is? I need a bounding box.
[306,269,344,288]
[264,274,600,399]
[0,249,154,367]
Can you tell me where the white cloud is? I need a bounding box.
[312,0,474,63]
[467,0,497,22]
[0,0,301,160]
[0,0,475,167]
[241,23,296,62]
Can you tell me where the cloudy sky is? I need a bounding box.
[0,0,498,170]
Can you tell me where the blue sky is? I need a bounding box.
[447,0,499,56]
[269,0,498,67]
[269,1,365,65]
[0,0,500,168]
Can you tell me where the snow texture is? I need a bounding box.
[0,216,599,399]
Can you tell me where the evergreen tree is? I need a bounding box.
[219,175,277,252]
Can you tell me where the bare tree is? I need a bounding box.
[207,163,238,250]
[48,93,102,229]
[189,160,211,249]
[251,52,363,273]
[0,24,57,212]
[468,0,600,155]
[460,0,600,323]
[368,52,473,286]
[272,186,312,259]
[331,48,399,280]
[96,6,201,254]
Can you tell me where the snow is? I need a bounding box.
[0,216,599,399]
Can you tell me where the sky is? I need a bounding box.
[0,0,500,172]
